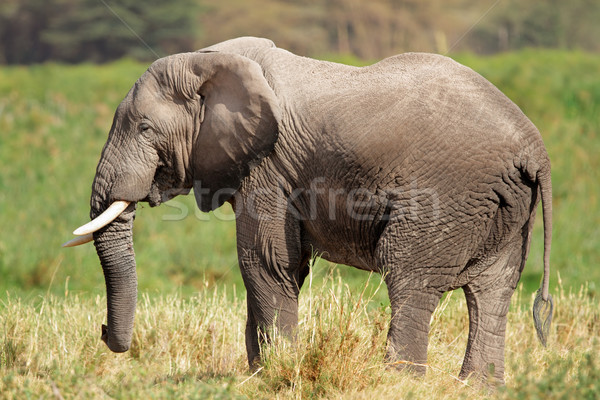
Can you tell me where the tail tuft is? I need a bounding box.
[533,288,553,347]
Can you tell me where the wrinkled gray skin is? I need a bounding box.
[88,37,552,383]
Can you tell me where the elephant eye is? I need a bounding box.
[139,122,151,133]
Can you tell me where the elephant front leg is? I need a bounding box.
[244,299,261,369]
[235,187,305,369]
[244,292,299,370]
[385,275,444,375]
[239,248,301,369]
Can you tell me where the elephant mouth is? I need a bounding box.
[144,183,164,207]
[144,182,190,207]
[144,167,191,207]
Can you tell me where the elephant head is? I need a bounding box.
[65,51,281,352]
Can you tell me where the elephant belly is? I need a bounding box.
[298,181,509,275]
[290,155,534,276]
[301,222,379,271]
[298,195,389,271]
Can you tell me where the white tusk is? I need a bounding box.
[73,200,131,236]
[62,233,93,247]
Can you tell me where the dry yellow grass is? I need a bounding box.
[1,271,598,399]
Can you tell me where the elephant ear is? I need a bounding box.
[186,52,281,212]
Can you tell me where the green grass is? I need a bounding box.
[0,49,599,397]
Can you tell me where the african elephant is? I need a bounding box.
[65,37,553,383]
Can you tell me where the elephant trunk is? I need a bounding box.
[91,166,138,353]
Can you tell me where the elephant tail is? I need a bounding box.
[532,164,553,347]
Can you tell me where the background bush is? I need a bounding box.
[2,0,600,64]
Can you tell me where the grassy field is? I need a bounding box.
[1,50,599,397]
[1,273,598,398]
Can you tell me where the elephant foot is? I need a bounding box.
[459,366,505,387]
[385,344,428,376]
[386,358,428,376]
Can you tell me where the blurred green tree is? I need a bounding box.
[1,0,600,64]
[464,0,600,53]
[0,0,201,64]
[0,0,54,63]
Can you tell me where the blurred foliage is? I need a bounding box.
[198,0,467,59]
[0,0,201,63]
[2,0,600,64]
[465,0,600,54]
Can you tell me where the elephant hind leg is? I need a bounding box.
[459,237,527,383]
[384,277,444,375]
[376,219,459,375]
